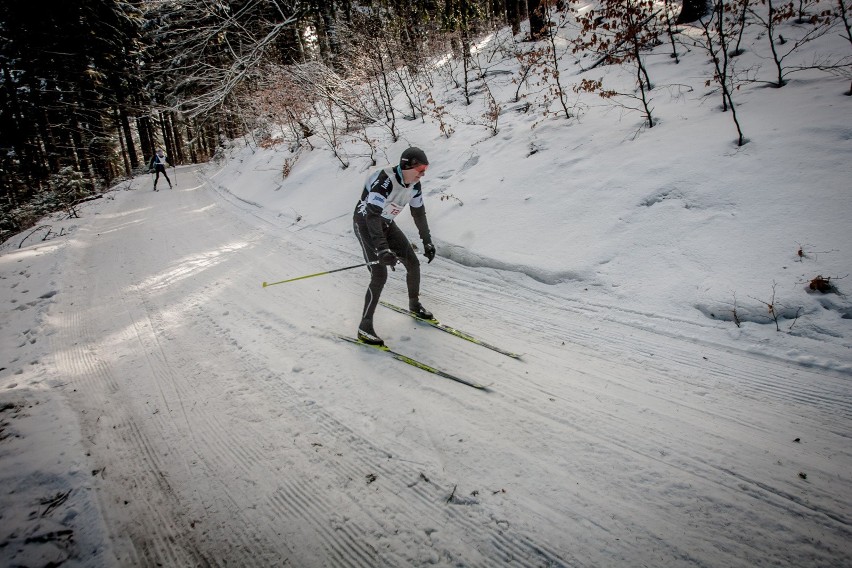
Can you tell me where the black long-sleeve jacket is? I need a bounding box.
[355,166,431,251]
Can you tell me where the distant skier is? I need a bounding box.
[353,147,437,345]
[148,148,172,191]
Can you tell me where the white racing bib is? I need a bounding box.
[364,167,423,221]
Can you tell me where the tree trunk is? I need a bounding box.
[115,108,131,176]
[30,81,60,174]
[119,106,138,168]
[676,0,709,23]
[68,106,92,177]
[159,111,177,163]
[506,0,521,35]
[318,2,339,65]
[169,113,185,165]
[137,113,155,165]
[527,0,546,41]
[186,121,198,163]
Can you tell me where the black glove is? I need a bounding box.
[423,242,436,263]
[378,248,398,267]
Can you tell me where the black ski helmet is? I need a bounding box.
[400,147,429,170]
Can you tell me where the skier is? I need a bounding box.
[354,147,437,345]
[148,148,172,190]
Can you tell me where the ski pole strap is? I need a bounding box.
[262,260,379,288]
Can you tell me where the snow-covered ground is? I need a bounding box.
[2,12,851,568]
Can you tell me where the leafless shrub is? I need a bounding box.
[748,0,849,88]
[696,0,748,145]
[750,281,803,331]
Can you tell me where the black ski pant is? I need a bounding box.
[353,214,420,325]
[153,164,171,188]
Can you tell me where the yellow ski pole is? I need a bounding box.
[262,260,379,288]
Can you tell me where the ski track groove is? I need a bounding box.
[121,422,216,568]
[485,361,852,560]
[186,244,556,563]
[152,258,407,565]
[55,299,217,566]
[182,283,583,568]
[199,297,573,567]
[267,367,568,567]
[51,283,179,562]
[119,277,272,566]
[134,291,302,562]
[266,279,848,564]
[271,482,376,568]
[410,273,852,565]
[303,398,567,567]
[713,463,852,528]
[433,269,852,422]
[52,198,288,566]
[138,191,319,565]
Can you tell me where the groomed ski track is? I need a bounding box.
[36,167,852,566]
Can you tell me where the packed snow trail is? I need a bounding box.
[38,169,851,566]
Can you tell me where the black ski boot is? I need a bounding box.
[357,320,384,346]
[409,301,434,320]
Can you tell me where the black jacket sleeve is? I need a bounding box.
[410,204,431,244]
[364,204,389,251]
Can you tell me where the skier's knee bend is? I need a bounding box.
[369,264,389,288]
[399,250,420,271]
[404,256,420,270]
[404,260,420,283]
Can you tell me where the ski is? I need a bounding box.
[336,335,488,390]
[380,302,522,359]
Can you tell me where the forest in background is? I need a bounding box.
[1,0,849,242]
